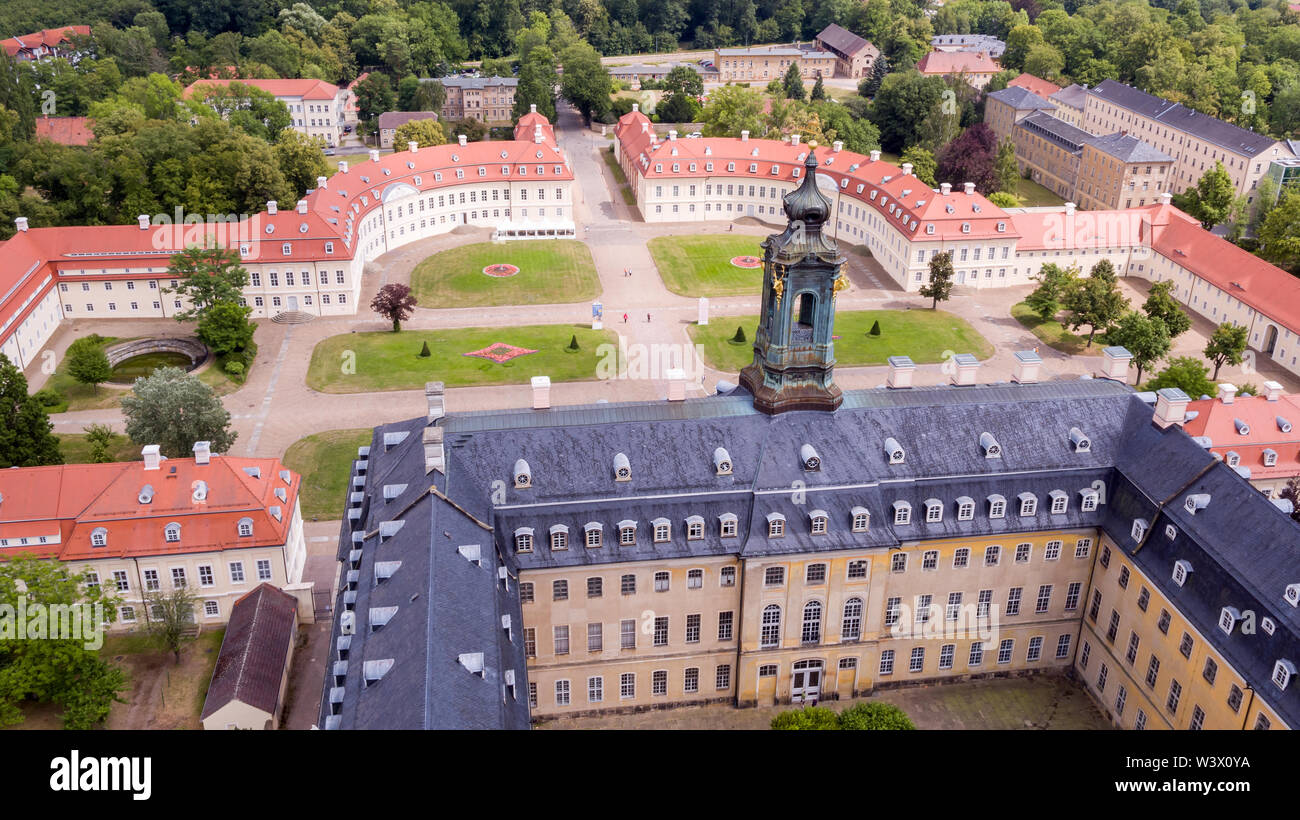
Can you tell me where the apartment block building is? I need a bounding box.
[437,77,518,123]
[714,46,835,83]
[320,163,1300,730]
[0,444,312,630]
[185,78,348,148]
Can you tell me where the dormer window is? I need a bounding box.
[800,444,821,471]
[1184,494,1210,515]
[1049,490,1068,514]
[237,518,253,537]
[1172,558,1192,587]
[91,527,108,547]
[549,525,568,551]
[584,522,603,548]
[1225,451,1240,467]
[1017,493,1037,517]
[1263,448,1278,467]
[926,224,935,234]
[1219,606,1240,635]
[893,501,911,525]
[988,494,1006,518]
[997,222,1006,232]
[980,432,1002,458]
[513,459,531,489]
[1079,489,1099,512]
[613,452,631,482]
[924,499,942,523]
[1286,583,1300,607]
[713,447,733,476]
[719,513,738,538]
[618,520,637,545]
[1272,660,1295,691]
[956,497,974,520]
[961,223,970,233]
[1262,617,1276,635]
[685,515,704,540]
[883,437,905,464]
[652,518,670,543]
[1133,518,1149,542]
[1166,524,1178,540]
[164,523,181,543]
[514,528,534,553]
[851,507,870,532]
[767,512,786,538]
[809,510,828,534]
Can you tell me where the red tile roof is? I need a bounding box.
[1183,393,1300,480]
[0,455,299,562]
[1008,73,1062,100]
[514,110,556,145]
[33,116,93,146]
[184,78,342,101]
[202,583,298,720]
[1,26,90,57]
[917,50,1000,76]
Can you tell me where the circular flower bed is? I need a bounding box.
[730,255,762,269]
[482,263,520,277]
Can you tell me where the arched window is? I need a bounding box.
[91,527,108,547]
[236,518,253,537]
[164,523,181,543]
[842,598,863,642]
[801,600,822,645]
[760,605,782,648]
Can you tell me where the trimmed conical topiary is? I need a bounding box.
[567,334,580,351]
[869,320,881,336]
[419,340,431,357]
[731,326,746,343]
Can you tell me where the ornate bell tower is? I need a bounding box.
[739,151,848,414]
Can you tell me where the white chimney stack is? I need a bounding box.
[887,356,915,389]
[530,103,537,114]
[297,200,308,214]
[425,381,445,424]
[1159,192,1172,205]
[422,426,445,474]
[192,441,211,465]
[1264,380,1284,401]
[1099,346,1132,382]
[832,140,843,152]
[458,134,467,147]
[137,214,150,230]
[531,376,551,410]
[791,134,801,146]
[963,182,975,195]
[142,444,162,471]
[869,150,880,162]
[14,217,28,232]
[950,353,979,386]
[369,149,380,162]
[940,182,952,196]
[668,129,677,140]
[317,175,328,189]
[534,124,543,143]
[1217,383,1237,404]
[666,368,686,402]
[1012,350,1041,384]
[267,200,278,215]
[338,160,348,174]
[1065,201,1076,215]
[902,162,913,176]
[741,130,750,142]
[1153,388,1191,429]
[632,103,639,113]
[408,140,419,153]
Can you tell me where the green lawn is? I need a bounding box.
[283,428,373,520]
[1010,301,1098,356]
[409,240,601,308]
[648,234,768,297]
[306,324,620,393]
[57,432,141,464]
[603,147,637,206]
[1015,177,1067,208]
[690,309,994,372]
[327,151,383,177]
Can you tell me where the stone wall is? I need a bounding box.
[104,337,209,369]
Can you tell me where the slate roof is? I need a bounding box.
[202,584,298,720]
[376,111,439,131]
[815,24,876,59]
[437,76,518,90]
[1050,84,1088,110]
[1087,131,1174,164]
[987,86,1056,112]
[1016,110,1093,153]
[1089,79,1279,157]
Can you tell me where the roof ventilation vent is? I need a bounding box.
[613,452,631,482]
[1069,427,1091,452]
[713,447,733,476]
[1184,493,1211,515]
[800,444,821,472]
[979,432,1002,458]
[138,484,155,504]
[191,480,208,502]
[1234,418,1250,435]
[458,544,482,565]
[458,652,485,677]
[883,437,905,464]
[514,459,531,489]
[363,659,394,686]
[1279,416,1293,433]
[382,484,406,502]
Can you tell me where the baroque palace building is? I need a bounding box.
[320,155,1300,730]
[613,107,1300,382]
[0,111,573,372]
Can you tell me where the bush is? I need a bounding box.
[869,320,881,336]
[838,702,916,730]
[419,341,431,357]
[33,388,61,407]
[770,705,840,730]
[1238,382,1258,397]
[730,326,747,344]
[223,360,245,377]
[567,334,580,351]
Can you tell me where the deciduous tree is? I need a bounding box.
[371,283,418,332]
[1141,280,1191,340]
[65,336,113,394]
[121,367,236,458]
[164,246,250,323]
[559,41,611,125]
[1146,356,1217,399]
[936,122,1000,194]
[197,301,256,357]
[900,145,938,187]
[0,353,62,468]
[920,251,955,309]
[394,118,447,148]
[145,586,198,664]
[1105,310,1170,383]
[1203,322,1248,379]
[1063,271,1128,347]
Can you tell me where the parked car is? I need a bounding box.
[324,148,337,156]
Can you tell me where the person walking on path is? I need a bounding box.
[623,312,628,323]
[646,313,652,323]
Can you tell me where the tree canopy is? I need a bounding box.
[121,366,236,457]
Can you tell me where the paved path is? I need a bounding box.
[34,100,1300,462]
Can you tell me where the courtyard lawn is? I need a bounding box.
[326,151,382,177]
[1011,301,1096,356]
[306,323,619,393]
[283,428,373,520]
[409,240,600,308]
[648,234,768,297]
[690,309,994,372]
[1015,177,1067,208]
[56,432,140,464]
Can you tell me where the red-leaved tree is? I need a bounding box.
[370,284,418,332]
[936,122,1001,195]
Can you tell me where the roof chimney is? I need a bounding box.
[641,121,649,134]
[425,381,445,424]
[791,134,801,146]
[14,217,27,232]
[940,182,952,196]
[142,444,162,471]
[369,149,380,162]
[741,130,750,142]
[297,200,308,215]
[137,214,150,230]
[534,124,543,143]
[1217,383,1237,404]
[869,150,880,162]
[1098,346,1131,382]
[192,441,211,465]
[950,353,979,386]
[665,368,686,402]
[887,355,915,389]
[338,160,349,174]
[832,140,843,152]
[668,129,677,140]
[408,140,419,153]
[530,103,537,114]
[1065,201,1076,215]
[1159,192,1172,206]
[1264,380,1284,401]
[1153,387,1191,429]
[531,376,551,410]
[902,162,913,176]
[458,134,467,147]
[422,426,445,474]
[963,181,975,195]
[317,175,328,189]
[632,103,639,113]
[267,200,278,215]
[1012,350,1041,384]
